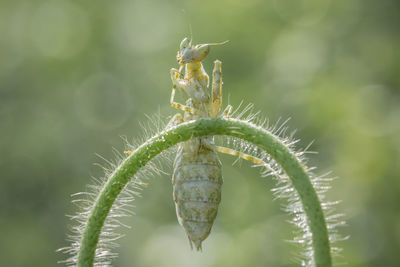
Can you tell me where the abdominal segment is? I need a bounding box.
[172,138,222,250]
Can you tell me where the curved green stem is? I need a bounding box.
[77,118,331,267]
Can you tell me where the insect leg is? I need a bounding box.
[170,68,198,115]
[167,113,184,128]
[214,146,265,165]
[211,60,222,118]
[222,105,233,118]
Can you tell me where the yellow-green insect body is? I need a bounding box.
[169,38,226,250]
[172,134,222,251]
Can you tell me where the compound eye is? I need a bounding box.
[192,44,210,61]
[180,38,190,50]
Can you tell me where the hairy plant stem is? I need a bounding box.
[77,118,331,267]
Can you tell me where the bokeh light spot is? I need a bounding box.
[110,0,181,54]
[30,1,90,59]
[268,30,325,88]
[74,73,132,130]
[273,0,331,26]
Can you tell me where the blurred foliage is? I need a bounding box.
[1,0,399,266]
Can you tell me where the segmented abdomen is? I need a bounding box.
[172,137,222,250]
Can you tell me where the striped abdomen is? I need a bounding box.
[172,137,223,250]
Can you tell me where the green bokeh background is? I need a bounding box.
[1,0,399,266]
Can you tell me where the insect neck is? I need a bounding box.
[185,61,206,80]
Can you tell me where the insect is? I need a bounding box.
[168,37,264,250]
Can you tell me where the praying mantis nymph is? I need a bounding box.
[168,37,264,251]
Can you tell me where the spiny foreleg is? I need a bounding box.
[170,68,199,115]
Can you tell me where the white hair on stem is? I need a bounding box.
[58,112,175,266]
[216,103,347,266]
[59,104,346,266]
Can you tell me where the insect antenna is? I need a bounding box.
[208,40,229,46]
[189,23,193,46]
[181,9,193,46]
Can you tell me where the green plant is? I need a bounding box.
[59,35,346,267]
[59,114,345,267]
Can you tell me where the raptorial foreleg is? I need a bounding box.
[170,68,199,115]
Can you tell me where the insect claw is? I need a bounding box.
[171,68,184,77]
[223,105,233,119]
